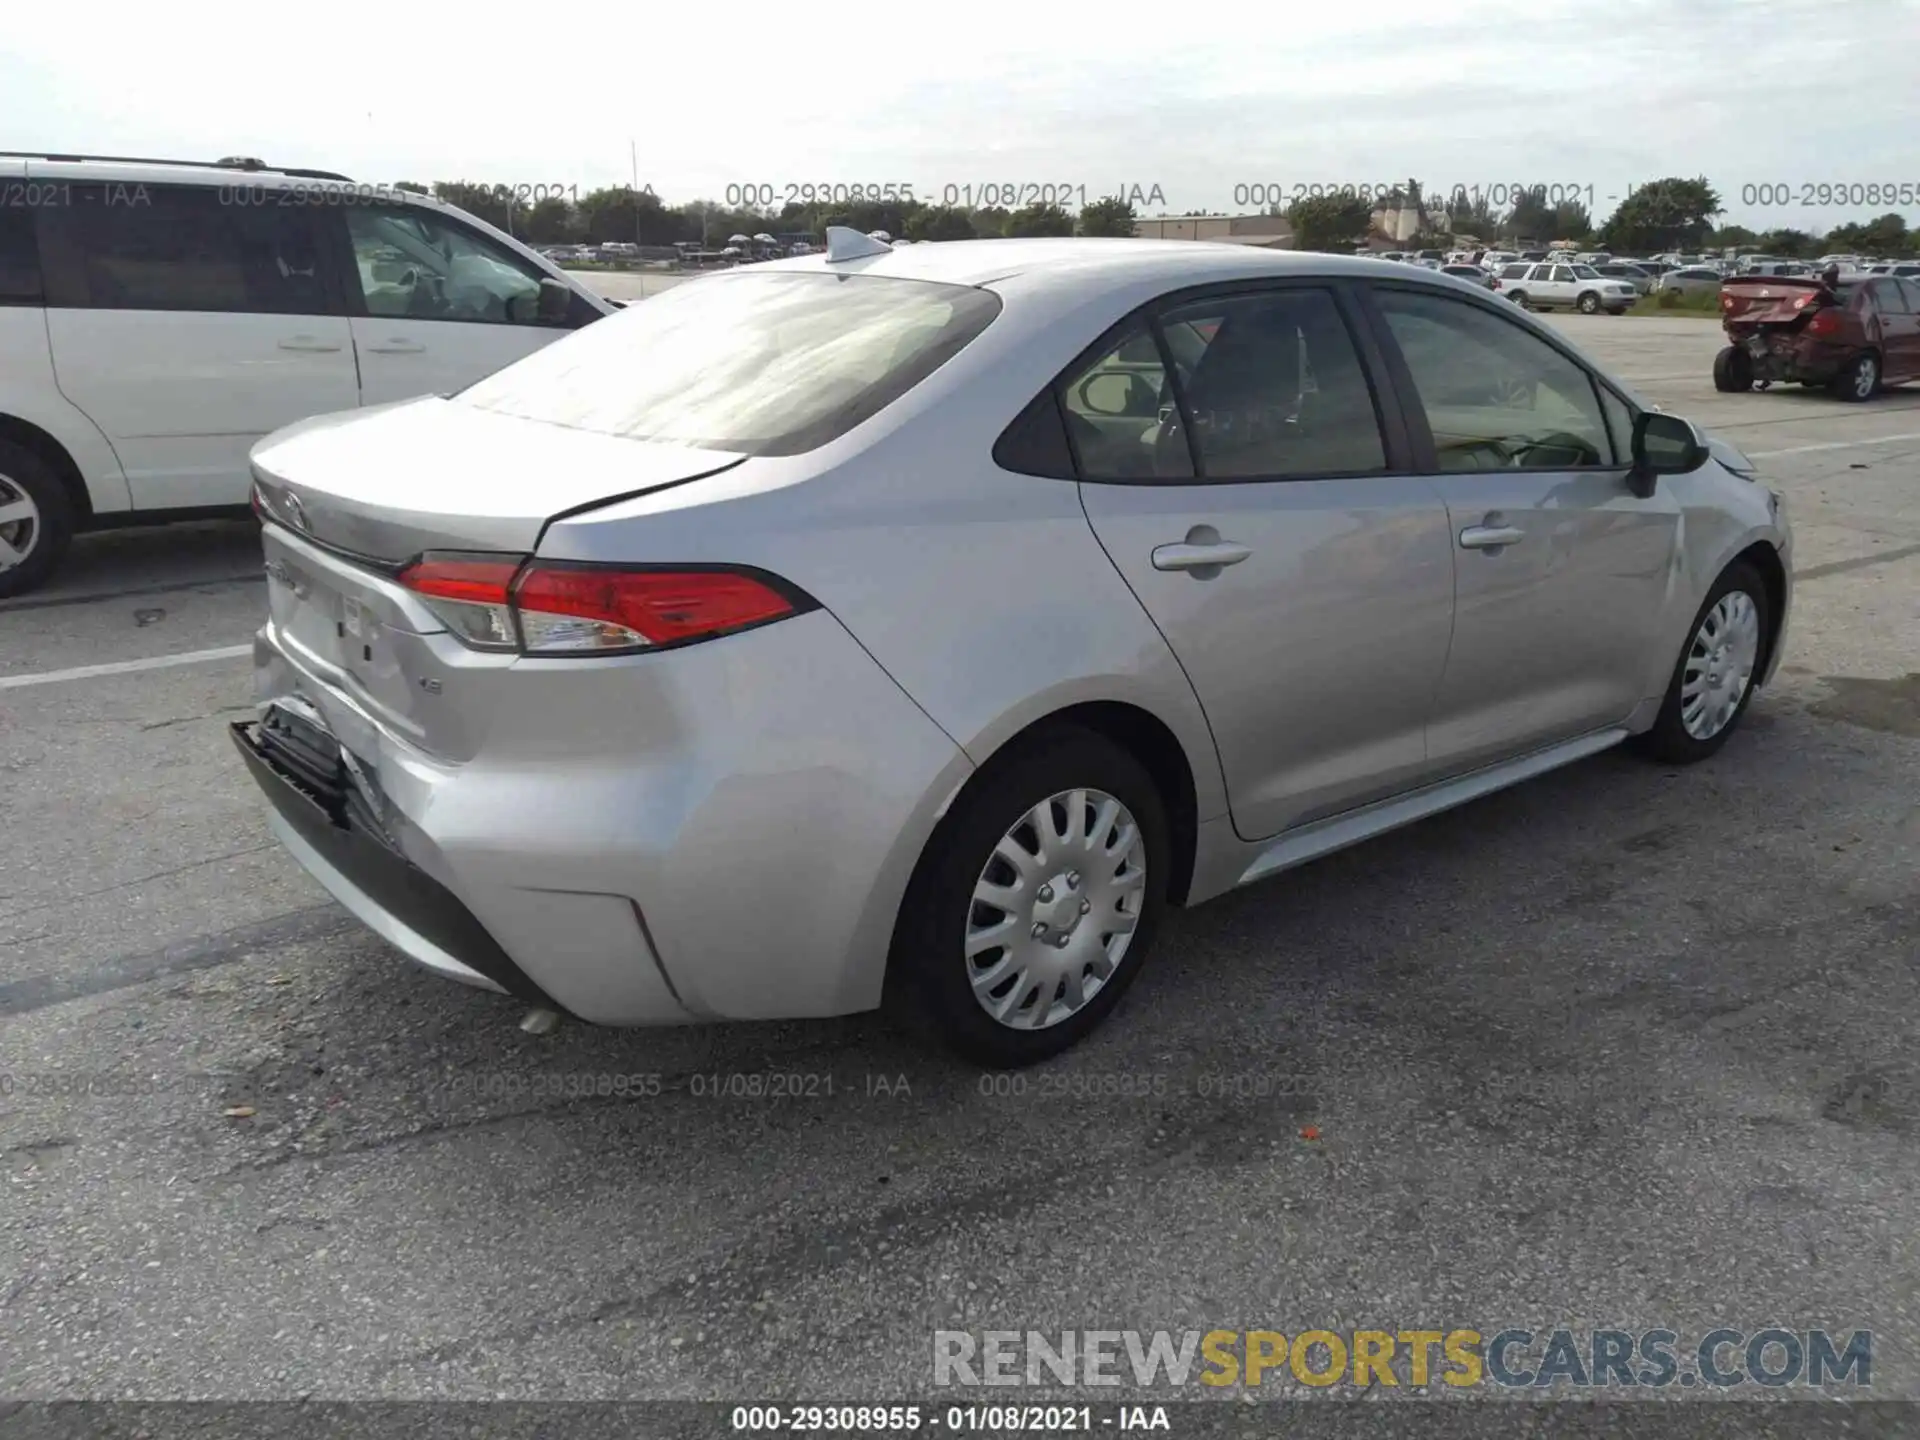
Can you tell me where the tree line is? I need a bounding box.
[403,181,1130,245]
[408,177,1918,259]
[1286,177,1918,256]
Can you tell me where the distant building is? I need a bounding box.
[1370,203,1449,244]
[1133,214,1294,247]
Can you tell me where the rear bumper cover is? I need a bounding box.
[232,720,567,1011]
[1732,330,1852,382]
[240,603,973,1027]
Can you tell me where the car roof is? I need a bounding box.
[750,238,1455,292]
[7,152,449,203]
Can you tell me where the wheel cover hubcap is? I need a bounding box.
[1680,590,1761,741]
[0,474,40,574]
[1856,359,1876,398]
[965,787,1147,1030]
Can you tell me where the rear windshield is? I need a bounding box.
[456,271,1001,456]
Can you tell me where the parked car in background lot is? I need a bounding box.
[0,152,616,597]
[1592,261,1653,295]
[1657,266,1726,298]
[1442,263,1497,288]
[235,231,1791,1064]
[1715,273,1920,400]
[1500,261,1637,314]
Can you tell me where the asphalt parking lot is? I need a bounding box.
[2,311,1917,1404]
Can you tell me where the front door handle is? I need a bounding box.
[278,335,342,353]
[1459,524,1526,550]
[1152,541,1253,572]
[365,339,426,354]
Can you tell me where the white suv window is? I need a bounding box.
[54,184,327,314]
[344,206,554,326]
[1374,288,1612,473]
[0,206,40,304]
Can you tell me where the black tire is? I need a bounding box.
[1577,291,1601,314]
[885,726,1170,1066]
[0,439,76,600]
[1629,560,1771,766]
[1711,345,1753,393]
[1829,350,1879,402]
[1509,291,1529,309]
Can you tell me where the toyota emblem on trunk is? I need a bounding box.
[284,493,309,532]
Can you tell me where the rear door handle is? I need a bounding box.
[1151,541,1253,572]
[365,339,426,354]
[1459,524,1526,549]
[278,335,342,353]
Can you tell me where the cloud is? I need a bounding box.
[2,0,1916,227]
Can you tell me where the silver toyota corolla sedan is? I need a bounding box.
[237,231,1792,1066]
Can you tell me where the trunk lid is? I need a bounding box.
[249,397,747,564]
[1720,276,1829,327]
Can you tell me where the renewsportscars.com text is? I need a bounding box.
[933,1327,1872,1390]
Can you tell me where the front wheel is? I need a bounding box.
[1630,561,1770,765]
[886,728,1169,1066]
[1577,291,1601,314]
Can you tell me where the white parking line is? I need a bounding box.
[0,643,252,690]
[1749,431,1920,459]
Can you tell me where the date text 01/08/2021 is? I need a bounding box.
[1231,181,1604,210]
[721,183,1168,210]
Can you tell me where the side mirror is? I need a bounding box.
[1629,410,1708,495]
[1080,372,1143,416]
[536,277,573,325]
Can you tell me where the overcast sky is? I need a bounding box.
[4,0,1916,230]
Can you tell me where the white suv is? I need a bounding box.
[1498,261,1638,316]
[0,153,617,596]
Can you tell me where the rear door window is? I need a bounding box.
[1058,321,1188,481]
[1149,289,1387,479]
[0,203,41,303]
[51,184,329,314]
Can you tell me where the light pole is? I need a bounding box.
[630,139,642,248]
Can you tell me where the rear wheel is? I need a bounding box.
[1630,561,1769,765]
[1509,291,1529,309]
[1712,345,1754,393]
[0,440,75,600]
[886,728,1169,1066]
[1830,350,1879,402]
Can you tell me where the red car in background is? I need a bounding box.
[1714,273,1920,400]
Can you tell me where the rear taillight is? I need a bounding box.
[398,554,808,655]
[397,555,523,650]
[1807,309,1841,336]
